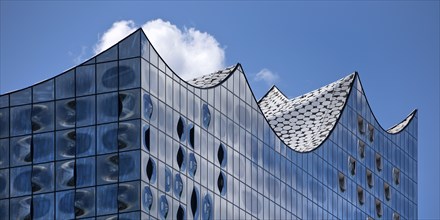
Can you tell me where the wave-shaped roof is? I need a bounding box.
[187,65,237,88]
[258,74,355,152]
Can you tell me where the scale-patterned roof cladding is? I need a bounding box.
[258,74,355,152]
[187,65,237,88]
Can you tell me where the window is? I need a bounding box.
[357,186,364,205]
[191,187,199,219]
[177,146,186,171]
[348,156,356,175]
[177,117,185,141]
[368,123,374,142]
[393,168,400,185]
[217,172,226,195]
[201,194,213,220]
[375,153,382,172]
[358,140,365,159]
[375,199,383,217]
[384,183,391,201]
[165,167,172,192]
[143,93,153,119]
[202,103,211,129]
[188,153,197,178]
[393,212,400,220]
[144,126,150,151]
[143,186,153,211]
[159,195,169,219]
[174,174,183,198]
[189,125,195,149]
[177,205,185,220]
[146,158,156,183]
[358,115,365,134]
[367,169,374,188]
[338,172,346,192]
[217,143,226,167]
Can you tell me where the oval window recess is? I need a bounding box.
[191,187,199,219]
[188,153,197,178]
[217,144,226,167]
[164,166,172,193]
[143,93,153,119]
[176,146,186,171]
[143,186,153,211]
[146,158,156,183]
[217,172,226,196]
[177,205,185,220]
[177,117,186,141]
[159,195,169,220]
[202,103,211,129]
[202,194,213,220]
[174,174,183,198]
[338,172,346,192]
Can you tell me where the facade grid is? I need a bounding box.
[0,29,417,220]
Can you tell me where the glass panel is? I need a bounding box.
[76,126,95,157]
[97,61,118,93]
[97,184,118,215]
[10,135,31,166]
[55,70,75,99]
[10,196,31,219]
[119,89,140,121]
[56,129,76,160]
[56,160,75,190]
[0,169,9,199]
[0,95,9,108]
[32,101,54,133]
[97,153,118,185]
[118,181,140,212]
[118,120,140,151]
[76,65,96,96]
[119,150,140,181]
[119,58,140,90]
[10,105,32,136]
[97,92,118,123]
[33,79,54,102]
[55,99,76,130]
[32,163,54,194]
[75,187,95,218]
[0,108,9,138]
[141,32,150,61]
[56,190,74,219]
[10,166,32,196]
[96,44,118,63]
[0,196,10,219]
[119,30,140,59]
[33,132,54,163]
[76,157,96,187]
[97,123,118,154]
[0,139,9,168]
[10,88,31,106]
[76,95,95,127]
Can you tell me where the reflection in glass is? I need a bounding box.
[96,45,118,63]
[164,166,172,192]
[56,160,75,190]
[10,105,32,136]
[142,186,153,212]
[10,88,31,106]
[97,123,118,154]
[56,70,75,99]
[33,193,54,220]
[188,153,197,178]
[75,188,95,218]
[143,93,153,120]
[119,89,140,120]
[10,196,31,219]
[76,157,96,187]
[97,61,118,93]
[119,58,140,90]
[202,194,213,220]
[159,195,169,220]
[56,129,76,160]
[76,126,95,157]
[0,139,8,168]
[32,163,54,193]
[97,154,118,184]
[76,65,96,96]
[76,96,95,127]
[118,181,140,212]
[10,166,32,197]
[174,174,183,198]
[10,135,32,166]
[202,103,211,129]
[118,120,140,151]
[33,79,54,102]
[0,108,9,138]
[119,150,140,181]
[0,169,9,199]
[56,99,76,129]
[97,184,118,215]
[32,102,54,133]
[119,30,140,59]
[97,92,118,123]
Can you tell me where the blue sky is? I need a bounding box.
[1,1,439,218]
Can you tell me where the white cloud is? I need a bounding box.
[93,19,225,80]
[254,68,279,86]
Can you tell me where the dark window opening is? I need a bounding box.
[368,123,374,142]
[177,117,185,141]
[393,212,400,220]
[191,187,199,218]
[358,115,365,134]
[357,186,364,205]
[367,169,374,188]
[177,146,185,170]
[177,205,185,220]
[217,144,226,167]
[376,153,382,172]
[375,199,383,217]
[338,172,346,192]
[393,168,400,185]
[358,140,365,159]
[146,158,156,183]
[384,183,391,201]
[217,172,226,195]
[348,156,356,175]
[189,125,195,149]
[144,127,150,151]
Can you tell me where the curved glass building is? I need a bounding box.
[0,29,417,219]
